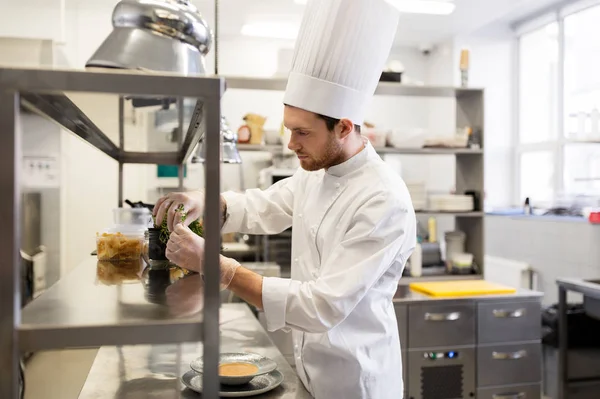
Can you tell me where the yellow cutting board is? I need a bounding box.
[409,280,517,297]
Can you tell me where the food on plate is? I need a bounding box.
[219,362,259,377]
[96,232,144,261]
[96,259,143,285]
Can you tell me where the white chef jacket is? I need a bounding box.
[222,141,416,399]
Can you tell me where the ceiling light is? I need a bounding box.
[241,22,299,40]
[295,0,455,16]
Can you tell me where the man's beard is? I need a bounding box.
[298,136,345,171]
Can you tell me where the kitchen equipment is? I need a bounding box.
[387,128,428,149]
[408,347,476,399]
[409,280,517,297]
[181,369,284,397]
[430,194,474,212]
[445,230,466,264]
[193,116,242,164]
[428,217,437,242]
[409,243,422,277]
[190,352,277,386]
[452,253,473,268]
[86,0,212,75]
[421,242,442,267]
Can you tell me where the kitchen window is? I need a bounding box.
[516,1,600,206]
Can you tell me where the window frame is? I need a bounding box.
[514,0,600,206]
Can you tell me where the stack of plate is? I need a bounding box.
[406,182,427,211]
[429,195,474,212]
[182,352,283,397]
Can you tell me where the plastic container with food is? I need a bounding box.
[96,225,146,261]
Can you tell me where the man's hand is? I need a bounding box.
[166,224,205,272]
[153,191,228,232]
[166,224,240,290]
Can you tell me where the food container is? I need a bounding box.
[96,225,146,261]
[113,207,152,226]
[451,253,473,268]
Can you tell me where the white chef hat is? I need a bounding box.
[283,0,400,126]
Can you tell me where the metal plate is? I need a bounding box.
[181,369,284,397]
[190,352,278,385]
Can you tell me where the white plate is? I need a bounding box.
[190,352,277,385]
[181,369,284,397]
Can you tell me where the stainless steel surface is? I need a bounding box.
[477,342,542,387]
[194,116,242,164]
[584,296,600,320]
[190,352,278,385]
[0,92,21,399]
[476,384,541,399]
[478,301,541,344]
[182,369,284,396]
[77,304,312,399]
[177,97,185,190]
[394,304,408,349]
[224,76,484,97]
[18,258,209,351]
[557,278,600,301]
[407,346,476,399]
[86,0,212,75]
[118,96,124,207]
[202,95,222,398]
[236,143,484,155]
[408,303,475,348]
[393,284,542,303]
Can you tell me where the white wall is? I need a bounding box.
[454,30,516,209]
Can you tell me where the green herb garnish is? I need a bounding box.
[154,205,204,244]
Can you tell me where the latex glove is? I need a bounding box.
[153,190,205,232]
[166,224,240,290]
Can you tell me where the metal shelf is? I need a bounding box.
[415,211,484,217]
[0,67,225,398]
[237,143,483,155]
[19,258,205,352]
[224,76,484,97]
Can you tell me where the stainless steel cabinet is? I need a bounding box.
[476,383,541,399]
[478,301,541,344]
[477,342,542,387]
[408,303,475,348]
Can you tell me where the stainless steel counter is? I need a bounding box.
[76,303,311,399]
[392,284,542,304]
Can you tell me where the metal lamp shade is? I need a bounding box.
[86,0,212,76]
[192,117,242,164]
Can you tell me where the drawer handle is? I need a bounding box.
[492,393,526,399]
[493,308,526,318]
[424,312,460,321]
[492,350,527,360]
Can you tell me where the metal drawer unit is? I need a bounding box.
[476,299,543,398]
[476,383,541,399]
[408,302,476,348]
[478,301,541,344]
[477,342,542,387]
[407,347,476,399]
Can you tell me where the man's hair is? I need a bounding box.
[316,114,361,134]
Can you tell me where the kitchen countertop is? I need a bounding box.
[556,277,600,300]
[76,303,311,398]
[25,304,311,399]
[392,284,542,304]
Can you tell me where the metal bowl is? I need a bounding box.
[190,352,278,386]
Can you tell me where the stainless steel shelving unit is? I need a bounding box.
[227,76,486,280]
[0,67,224,399]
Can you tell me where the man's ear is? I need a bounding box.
[337,118,354,139]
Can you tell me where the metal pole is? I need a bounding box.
[203,97,221,399]
[0,91,22,398]
[177,98,185,190]
[557,285,568,399]
[118,96,125,207]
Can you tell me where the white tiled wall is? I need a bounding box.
[485,215,600,305]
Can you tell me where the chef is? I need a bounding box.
[154,0,415,397]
